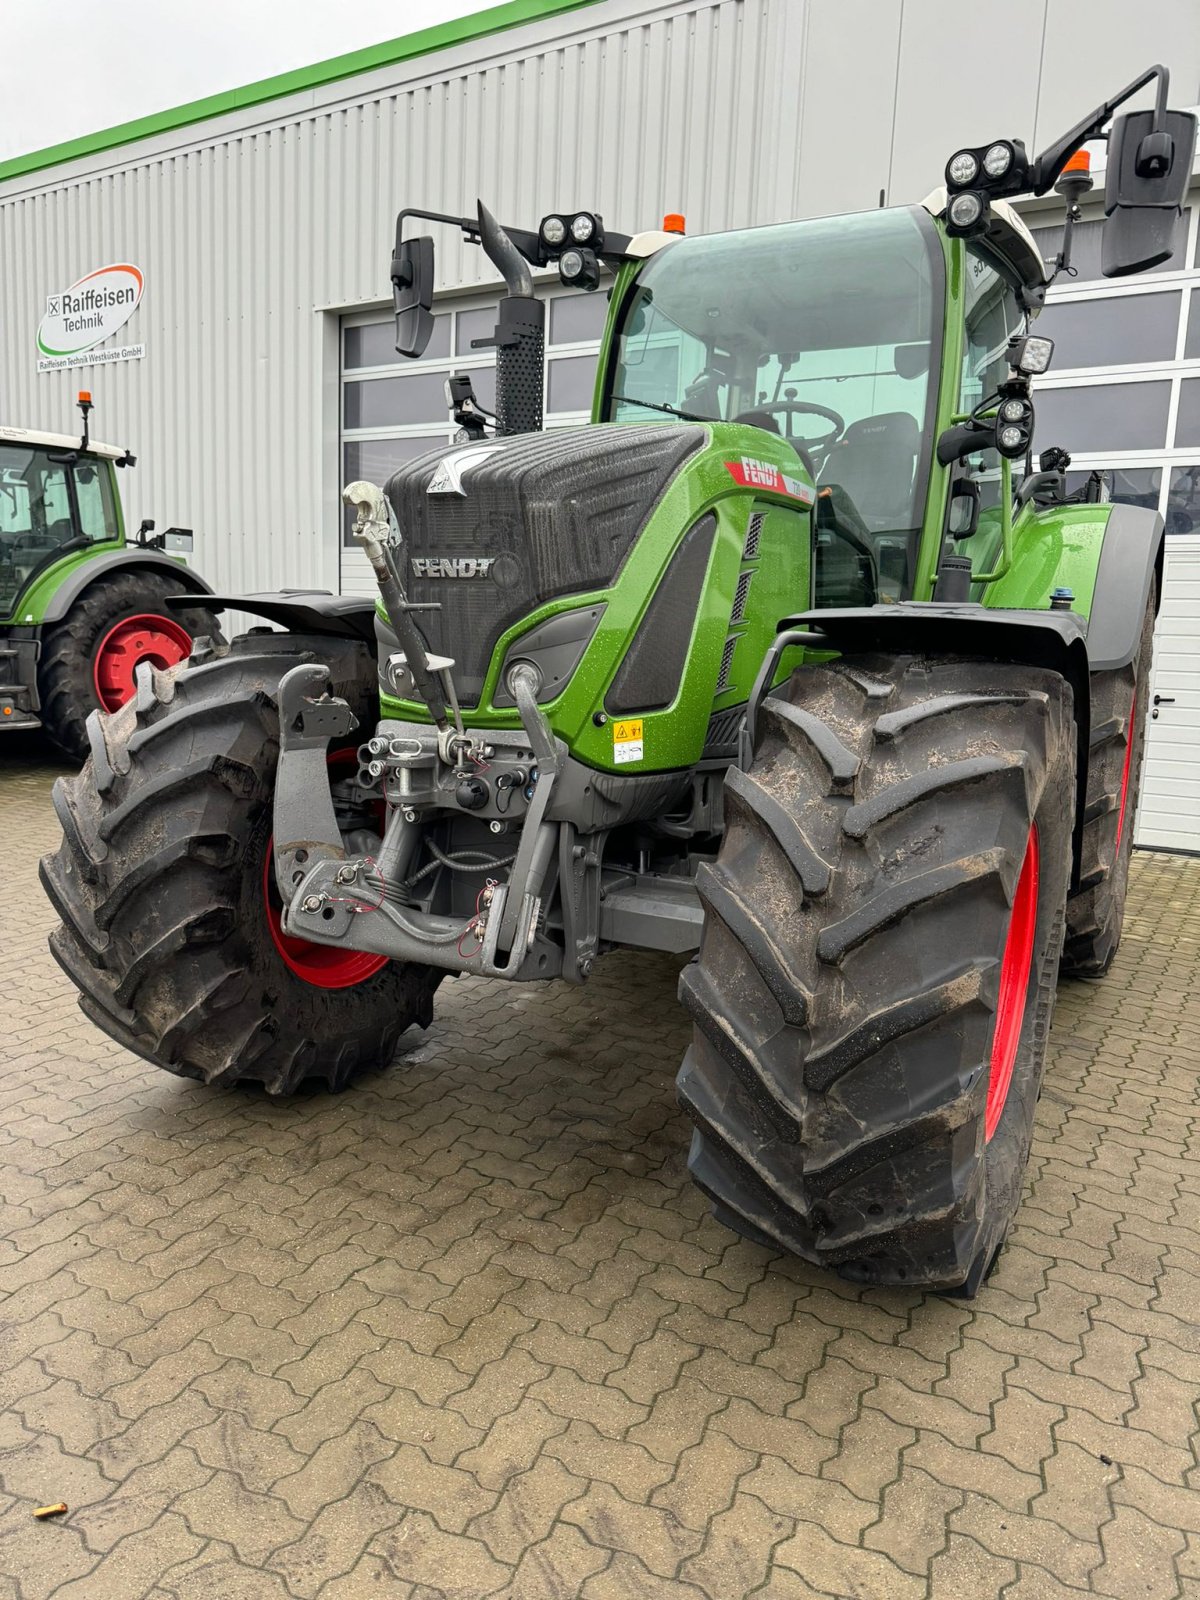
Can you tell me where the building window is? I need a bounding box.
[339,286,605,564]
[1034,380,1172,456]
[1036,291,1182,371]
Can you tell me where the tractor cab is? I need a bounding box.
[0,428,126,620]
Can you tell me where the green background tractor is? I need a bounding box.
[0,395,217,758]
[42,68,1192,1294]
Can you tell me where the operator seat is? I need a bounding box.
[819,412,920,529]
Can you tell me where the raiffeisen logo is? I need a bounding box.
[37,264,144,360]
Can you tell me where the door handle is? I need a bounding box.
[1153,694,1176,706]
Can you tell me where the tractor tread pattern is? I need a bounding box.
[41,632,440,1096]
[677,652,1075,1291]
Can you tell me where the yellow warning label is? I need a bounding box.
[612,718,644,765]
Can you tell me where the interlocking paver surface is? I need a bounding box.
[3,730,1200,1599]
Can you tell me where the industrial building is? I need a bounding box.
[0,0,1197,847]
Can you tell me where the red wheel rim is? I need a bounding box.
[1115,689,1138,851]
[263,748,389,989]
[93,612,194,712]
[985,825,1040,1142]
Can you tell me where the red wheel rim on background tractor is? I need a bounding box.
[984,825,1040,1141]
[263,748,390,989]
[93,613,194,713]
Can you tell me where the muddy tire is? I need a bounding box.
[1061,583,1155,977]
[40,632,440,1094]
[677,654,1075,1293]
[37,568,220,761]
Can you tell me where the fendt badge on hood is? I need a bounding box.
[426,442,504,495]
[411,556,496,579]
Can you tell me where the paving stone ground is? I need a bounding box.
[2,730,1200,1599]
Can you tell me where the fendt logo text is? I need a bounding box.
[411,556,497,579]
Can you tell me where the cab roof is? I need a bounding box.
[0,425,127,460]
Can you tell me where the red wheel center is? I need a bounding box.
[263,748,389,990]
[93,613,194,712]
[985,825,1040,1143]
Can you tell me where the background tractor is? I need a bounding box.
[0,393,216,758]
[42,67,1193,1293]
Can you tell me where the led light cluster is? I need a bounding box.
[538,212,604,289]
[943,137,1029,238]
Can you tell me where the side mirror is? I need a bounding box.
[392,235,435,357]
[1102,108,1197,277]
[947,478,981,538]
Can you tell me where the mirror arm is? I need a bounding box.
[1030,63,1169,193]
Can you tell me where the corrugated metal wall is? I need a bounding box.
[1,0,1197,599]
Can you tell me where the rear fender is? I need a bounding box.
[1085,504,1164,671]
[39,551,213,624]
[755,603,1091,890]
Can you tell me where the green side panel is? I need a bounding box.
[378,423,814,772]
[0,0,598,184]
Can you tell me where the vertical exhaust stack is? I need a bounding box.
[476,200,545,436]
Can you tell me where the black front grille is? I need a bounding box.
[385,423,704,703]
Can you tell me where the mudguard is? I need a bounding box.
[165,589,379,644]
[757,602,1092,889]
[39,551,214,624]
[1086,504,1164,672]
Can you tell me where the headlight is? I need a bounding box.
[983,142,1012,179]
[541,215,567,247]
[948,150,979,186]
[570,213,595,243]
[948,192,984,228]
[559,248,584,279]
[558,246,600,290]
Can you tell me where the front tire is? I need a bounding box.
[40,632,440,1094]
[677,654,1075,1293]
[37,568,219,761]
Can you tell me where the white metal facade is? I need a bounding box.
[0,0,1198,838]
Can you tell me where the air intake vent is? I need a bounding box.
[743,512,764,561]
[715,635,738,695]
[731,570,753,625]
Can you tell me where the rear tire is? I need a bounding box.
[37,569,219,761]
[677,654,1075,1293]
[1061,582,1155,977]
[39,632,440,1094]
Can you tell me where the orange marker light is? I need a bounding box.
[662,213,685,234]
[1063,149,1090,175]
[78,390,92,404]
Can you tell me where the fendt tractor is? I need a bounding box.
[1,393,216,758]
[43,68,1194,1293]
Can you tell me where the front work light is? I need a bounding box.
[999,424,1025,451]
[541,215,567,247]
[559,246,600,290]
[983,141,1013,178]
[946,191,990,236]
[1007,333,1055,376]
[570,213,595,243]
[948,150,979,186]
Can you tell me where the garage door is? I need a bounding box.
[1136,534,1200,854]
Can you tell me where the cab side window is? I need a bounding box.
[960,248,1024,507]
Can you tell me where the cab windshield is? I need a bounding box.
[604,206,943,596]
[0,445,119,615]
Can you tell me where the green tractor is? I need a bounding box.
[42,68,1193,1292]
[1,393,216,758]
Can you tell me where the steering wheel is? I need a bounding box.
[764,400,846,452]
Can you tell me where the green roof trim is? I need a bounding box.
[0,0,597,185]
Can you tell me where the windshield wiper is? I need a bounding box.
[610,394,716,423]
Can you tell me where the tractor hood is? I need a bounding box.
[385,423,704,704]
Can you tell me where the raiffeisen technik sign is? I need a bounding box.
[37,263,145,372]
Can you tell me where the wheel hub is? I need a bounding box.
[93,613,194,712]
[985,824,1040,1141]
